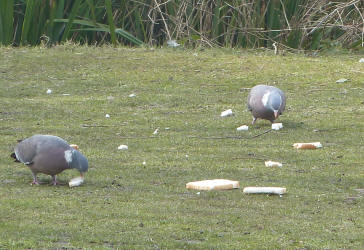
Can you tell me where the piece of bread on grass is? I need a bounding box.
[293,142,322,149]
[69,177,84,187]
[243,187,286,195]
[265,161,283,167]
[186,179,239,191]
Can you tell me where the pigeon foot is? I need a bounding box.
[51,180,61,186]
[252,117,257,125]
[51,176,60,186]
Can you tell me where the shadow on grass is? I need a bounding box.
[280,120,305,129]
[249,120,304,129]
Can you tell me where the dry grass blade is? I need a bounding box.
[0,0,363,48]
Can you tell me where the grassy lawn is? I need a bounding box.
[0,45,363,249]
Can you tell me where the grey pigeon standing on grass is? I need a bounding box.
[247,85,286,124]
[10,135,88,185]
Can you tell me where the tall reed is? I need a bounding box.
[0,0,362,50]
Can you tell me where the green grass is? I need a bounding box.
[0,46,363,249]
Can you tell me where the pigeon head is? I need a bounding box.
[262,91,282,118]
[67,149,89,177]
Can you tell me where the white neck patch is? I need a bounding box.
[261,92,271,107]
[64,150,73,164]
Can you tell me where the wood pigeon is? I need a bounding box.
[247,85,286,124]
[11,135,88,185]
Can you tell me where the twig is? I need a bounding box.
[308,88,336,92]
[153,0,172,40]
[188,129,273,140]
[116,130,273,140]
[239,88,251,91]
[82,124,110,128]
[188,135,246,139]
[249,129,273,139]
[353,3,364,47]
[273,42,278,55]
[280,0,291,31]
[117,136,157,139]
[307,0,361,36]
[336,9,344,27]
[232,156,267,161]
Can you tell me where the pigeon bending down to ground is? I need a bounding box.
[10,135,88,185]
[247,85,286,124]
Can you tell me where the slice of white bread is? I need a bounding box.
[265,161,283,167]
[293,142,322,149]
[69,177,84,187]
[243,187,286,195]
[70,144,79,150]
[186,179,239,191]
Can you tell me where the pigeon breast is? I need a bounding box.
[247,85,286,122]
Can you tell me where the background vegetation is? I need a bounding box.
[0,46,363,249]
[0,0,363,50]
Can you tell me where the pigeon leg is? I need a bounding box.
[252,117,257,125]
[31,172,39,185]
[51,175,60,186]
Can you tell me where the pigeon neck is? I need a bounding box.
[261,92,271,108]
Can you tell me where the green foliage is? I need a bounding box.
[0,0,363,49]
[60,0,81,42]
[0,0,14,45]
[105,0,116,45]
[310,29,324,51]
[53,19,144,46]
[212,0,221,41]
[20,0,36,45]
[266,0,281,47]
[46,0,65,43]
[1,0,143,46]
[286,30,302,49]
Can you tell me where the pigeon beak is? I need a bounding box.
[274,110,279,119]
